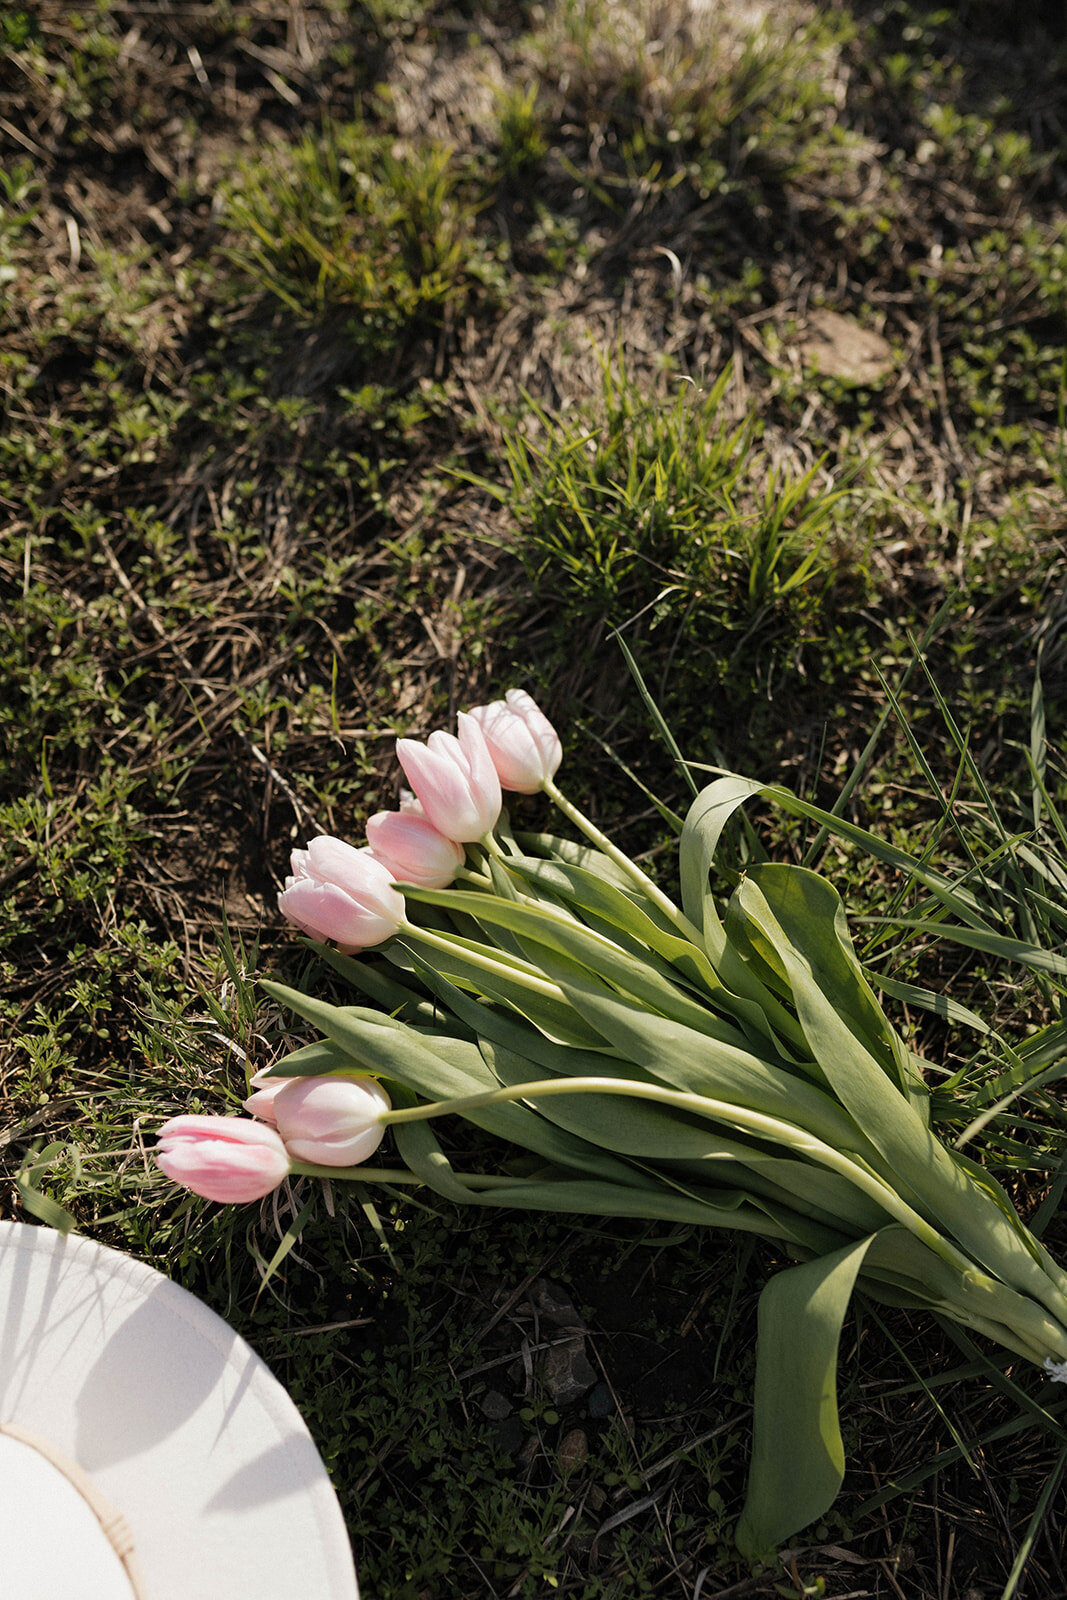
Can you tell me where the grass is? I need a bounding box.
[2,0,1067,1593]
[464,359,866,749]
[222,118,504,349]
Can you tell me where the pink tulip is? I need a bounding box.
[156,1115,290,1203]
[396,713,502,842]
[466,689,562,794]
[271,1075,391,1166]
[243,1066,294,1125]
[366,810,464,889]
[278,836,405,948]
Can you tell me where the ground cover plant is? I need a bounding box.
[2,0,1067,1594]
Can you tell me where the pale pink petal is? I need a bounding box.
[273,1076,390,1168]
[366,811,464,888]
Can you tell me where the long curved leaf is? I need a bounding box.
[735,1234,876,1562]
[684,771,996,932]
[733,877,1067,1323]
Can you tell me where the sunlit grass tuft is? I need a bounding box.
[223,119,502,348]
[465,357,867,723]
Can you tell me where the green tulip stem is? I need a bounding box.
[398,920,570,1004]
[482,831,508,862]
[379,1075,981,1281]
[543,777,703,942]
[287,1163,423,1183]
[455,865,493,888]
[287,1161,520,1189]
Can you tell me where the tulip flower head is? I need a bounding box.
[366,810,465,889]
[396,712,502,842]
[243,1066,295,1126]
[271,1075,391,1167]
[156,1115,290,1204]
[466,688,562,794]
[278,836,405,950]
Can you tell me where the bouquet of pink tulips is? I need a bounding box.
[157,689,1067,1560]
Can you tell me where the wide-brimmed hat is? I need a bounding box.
[0,1221,359,1599]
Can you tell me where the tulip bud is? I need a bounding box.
[278,836,405,949]
[466,689,562,794]
[156,1115,290,1204]
[271,1075,391,1167]
[243,1067,294,1125]
[366,810,465,889]
[396,713,502,842]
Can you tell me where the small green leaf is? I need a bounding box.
[16,1176,77,1235]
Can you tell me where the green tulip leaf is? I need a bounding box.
[514,829,660,899]
[401,884,753,1046]
[387,936,608,1050]
[739,863,922,1107]
[389,1091,482,1206]
[730,879,1067,1323]
[683,771,995,933]
[261,1036,363,1079]
[548,965,873,1155]
[304,943,438,1022]
[262,979,647,1188]
[735,1234,876,1563]
[678,780,811,1053]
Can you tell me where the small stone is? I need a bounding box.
[559,1427,588,1471]
[542,1335,597,1404]
[529,1278,584,1329]
[795,309,894,385]
[479,1389,512,1420]
[587,1382,613,1418]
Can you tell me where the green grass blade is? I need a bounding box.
[1031,640,1048,832]
[252,1191,318,1305]
[859,917,1067,977]
[612,628,698,798]
[1000,1440,1067,1600]
[867,970,992,1035]
[797,597,956,872]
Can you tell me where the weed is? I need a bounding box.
[223,120,502,351]
[527,0,858,195]
[466,358,865,744]
[491,79,549,183]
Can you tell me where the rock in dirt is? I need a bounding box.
[542,1335,598,1404]
[795,309,893,384]
[558,1427,589,1471]
[529,1278,585,1329]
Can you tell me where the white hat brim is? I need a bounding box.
[0,1221,359,1600]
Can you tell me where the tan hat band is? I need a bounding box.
[0,1420,149,1599]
